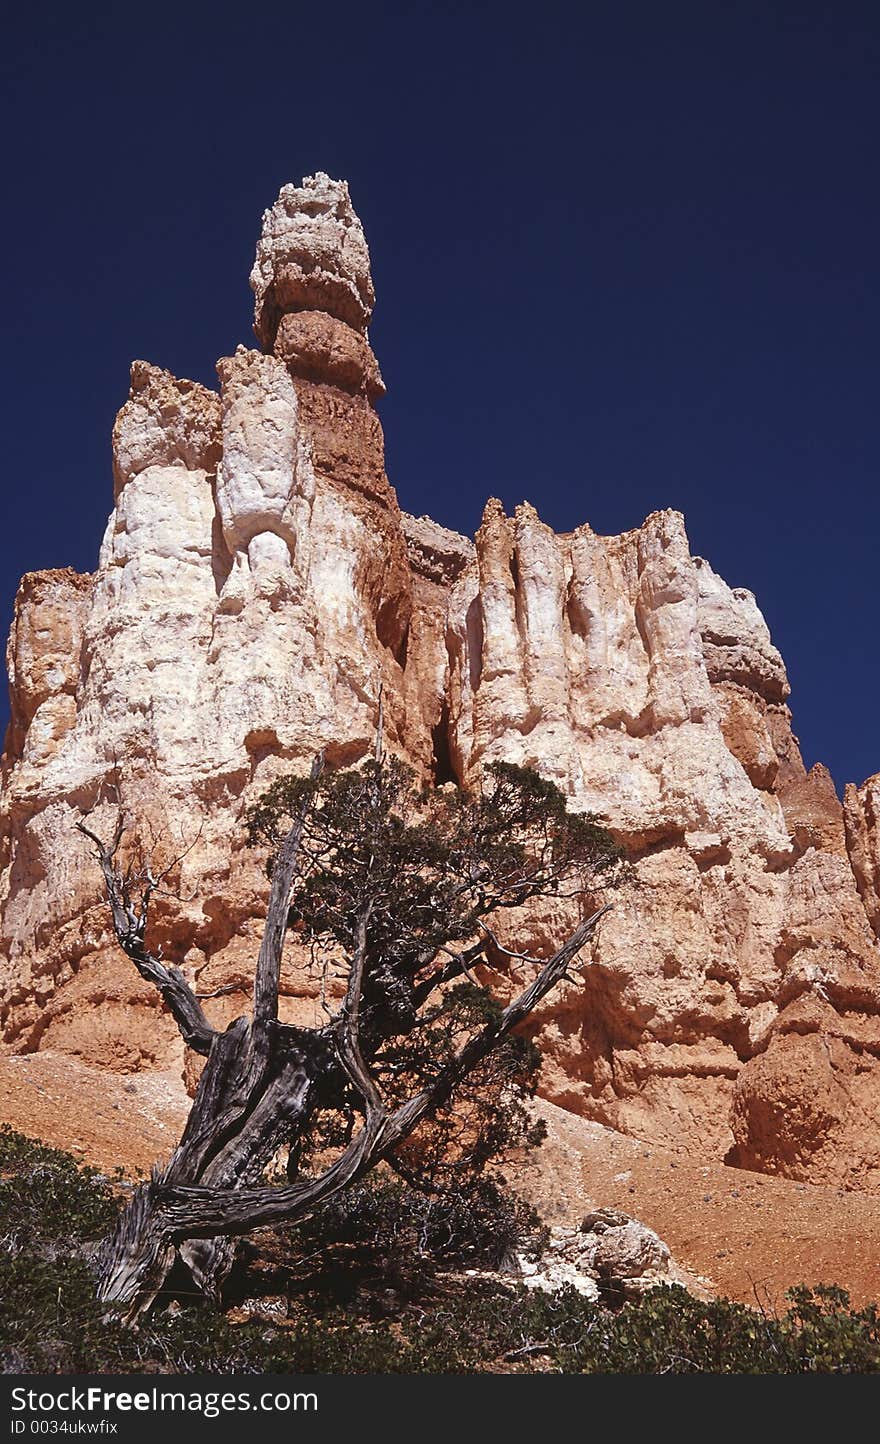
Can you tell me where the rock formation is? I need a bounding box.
[3,173,880,1189]
[514,1208,675,1302]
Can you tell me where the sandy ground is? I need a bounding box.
[0,1051,188,1176]
[516,1099,880,1311]
[3,1050,880,1310]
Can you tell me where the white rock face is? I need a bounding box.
[514,1210,671,1299]
[112,360,221,497]
[448,502,790,855]
[0,179,418,1056]
[2,174,880,1191]
[844,775,880,937]
[215,348,307,562]
[695,556,789,704]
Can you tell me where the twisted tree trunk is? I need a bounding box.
[78,755,325,1317]
[79,752,610,1321]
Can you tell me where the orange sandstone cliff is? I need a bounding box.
[3,173,880,1189]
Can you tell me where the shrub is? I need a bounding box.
[288,1171,546,1278]
[1,1128,878,1374]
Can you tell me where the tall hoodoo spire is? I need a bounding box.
[249,173,384,401]
[2,177,880,1199]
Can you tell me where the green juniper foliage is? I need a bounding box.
[0,1124,119,1254]
[245,757,621,1195]
[289,1171,547,1278]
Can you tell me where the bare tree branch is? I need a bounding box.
[76,816,217,1055]
[252,752,324,1053]
[374,682,385,763]
[411,939,486,1007]
[334,901,384,1114]
[476,917,558,967]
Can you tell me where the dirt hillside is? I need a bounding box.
[3,1050,879,1310]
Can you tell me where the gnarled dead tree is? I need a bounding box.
[78,746,623,1320]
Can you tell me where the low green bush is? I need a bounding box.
[0,1123,118,1253]
[286,1171,546,1276]
[1,1127,878,1374]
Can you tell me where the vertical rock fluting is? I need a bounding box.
[844,777,880,938]
[2,175,880,1186]
[444,500,880,1182]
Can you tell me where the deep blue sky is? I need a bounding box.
[2,2,878,789]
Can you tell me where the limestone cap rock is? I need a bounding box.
[250,173,376,349]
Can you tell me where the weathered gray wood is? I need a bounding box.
[252,753,323,1053]
[93,759,327,1314]
[123,909,608,1242]
[96,1180,177,1320]
[334,901,384,1113]
[76,817,216,1055]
